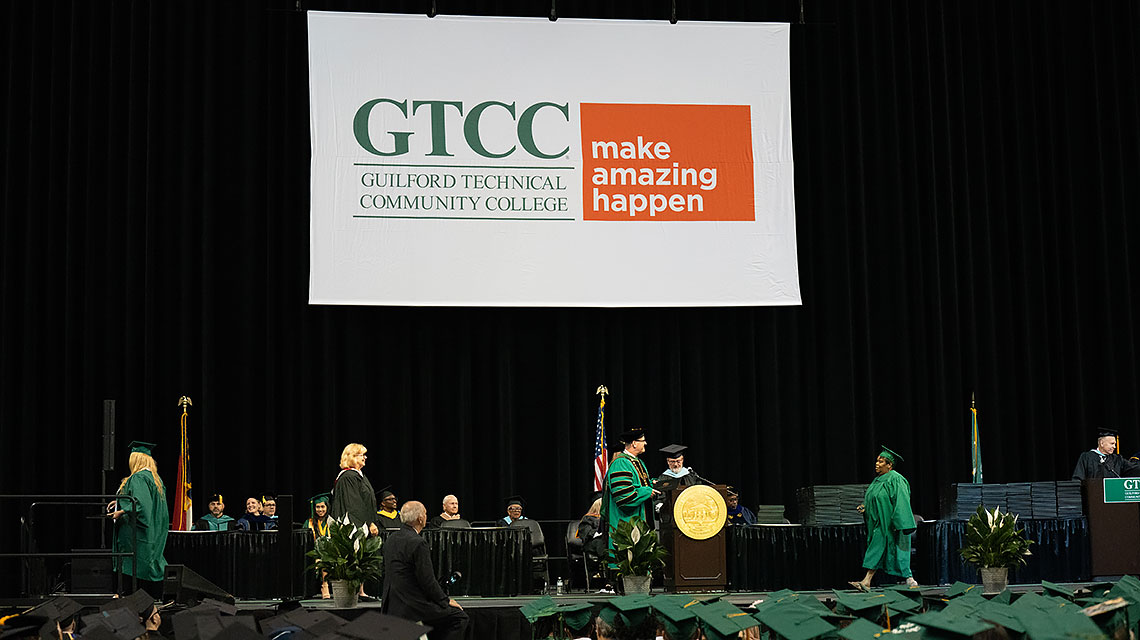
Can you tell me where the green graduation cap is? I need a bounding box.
[755,603,836,640]
[1041,580,1076,600]
[517,593,592,634]
[943,582,978,598]
[650,595,702,640]
[1014,606,1107,640]
[878,446,904,465]
[128,441,156,456]
[907,610,995,637]
[693,600,760,640]
[597,594,654,630]
[971,599,1025,634]
[308,492,331,519]
[837,617,894,640]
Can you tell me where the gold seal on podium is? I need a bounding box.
[673,484,727,540]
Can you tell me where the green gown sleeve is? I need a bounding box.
[889,473,917,534]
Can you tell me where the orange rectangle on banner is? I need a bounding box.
[580,103,754,222]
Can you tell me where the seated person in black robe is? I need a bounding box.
[376,486,402,529]
[262,494,279,526]
[725,486,756,525]
[236,496,276,531]
[193,493,236,531]
[427,494,463,529]
[1072,427,1140,480]
[498,495,528,526]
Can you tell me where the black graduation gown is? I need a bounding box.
[1072,451,1140,480]
[331,468,377,530]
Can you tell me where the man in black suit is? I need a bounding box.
[381,500,468,640]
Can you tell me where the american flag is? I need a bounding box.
[593,392,608,492]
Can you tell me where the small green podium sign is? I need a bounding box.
[1103,478,1140,503]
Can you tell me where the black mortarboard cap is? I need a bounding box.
[505,495,525,508]
[878,446,904,465]
[99,589,156,618]
[80,608,146,640]
[1097,427,1120,438]
[324,612,428,640]
[261,494,277,503]
[208,493,224,503]
[726,485,740,497]
[618,426,645,445]
[128,441,156,455]
[0,615,50,640]
[377,486,395,500]
[199,618,263,640]
[260,610,345,638]
[26,597,83,623]
[660,444,688,458]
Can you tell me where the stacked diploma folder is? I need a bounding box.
[753,505,787,524]
[942,480,1083,520]
[795,484,869,525]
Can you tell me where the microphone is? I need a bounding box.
[440,570,462,592]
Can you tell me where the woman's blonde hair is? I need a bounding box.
[339,443,367,468]
[586,498,602,517]
[117,452,165,496]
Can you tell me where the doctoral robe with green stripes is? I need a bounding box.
[601,451,655,556]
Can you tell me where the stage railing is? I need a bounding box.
[0,494,140,595]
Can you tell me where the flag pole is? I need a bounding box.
[971,391,983,484]
[175,396,193,530]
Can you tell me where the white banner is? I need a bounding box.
[309,12,799,306]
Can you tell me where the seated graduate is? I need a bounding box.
[304,493,331,538]
[236,496,275,531]
[193,493,236,531]
[1072,427,1140,480]
[427,494,462,529]
[725,486,756,525]
[498,495,527,526]
[376,486,402,529]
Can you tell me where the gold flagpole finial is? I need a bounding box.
[596,385,608,396]
[178,396,193,412]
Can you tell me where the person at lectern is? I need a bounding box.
[850,446,917,590]
[601,427,660,560]
[1071,427,1140,480]
[653,443,709,527]
[330,442,380,536]
[107,441,169,598]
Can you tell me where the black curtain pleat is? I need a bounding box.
[3,0,1140,590]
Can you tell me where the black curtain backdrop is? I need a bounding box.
[3,0,1140,570]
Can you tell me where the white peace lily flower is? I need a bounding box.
[630,526,641,544]
[985,507,994,529]
[342,514,351,526]
[354,538,361,553]
[628,550,634,563]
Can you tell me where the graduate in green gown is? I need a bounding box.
[601,427,659,562]
[109,441,170,591]
[850,446,917,590]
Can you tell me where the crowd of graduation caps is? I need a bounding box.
[0,589,445,640]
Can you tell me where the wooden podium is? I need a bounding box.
[1083,479,1140,576]
[662,484,727,592]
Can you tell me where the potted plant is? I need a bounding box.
[307,515,383,607]
[959,505,1033,594]
[606,517,668,594]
